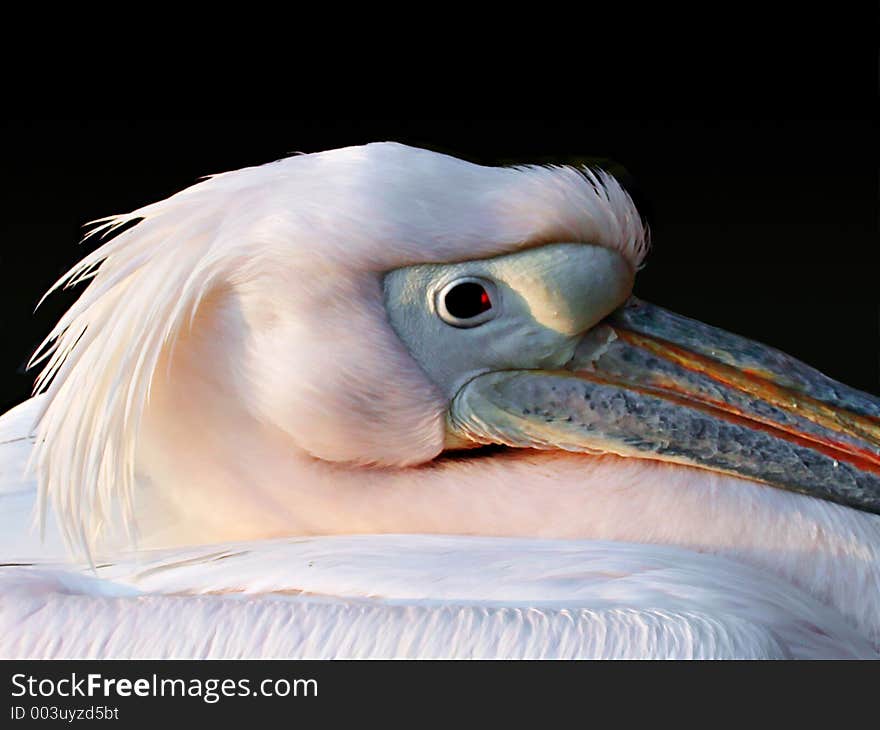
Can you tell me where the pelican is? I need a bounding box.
[1,142,878,659]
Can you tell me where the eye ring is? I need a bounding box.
[436,277,498,328]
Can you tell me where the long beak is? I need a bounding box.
[448,298,880,514]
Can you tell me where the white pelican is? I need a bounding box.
[1,142,878,659]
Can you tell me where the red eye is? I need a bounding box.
[437,277,498,328]
[444,282,492,319]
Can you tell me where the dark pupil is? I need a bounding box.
[445,282,492,319]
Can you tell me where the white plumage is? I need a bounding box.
[1,142,877,659]
[3,537,876,659]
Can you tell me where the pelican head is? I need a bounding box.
[28,143,880,630]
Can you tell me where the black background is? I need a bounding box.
[0,118,877,413]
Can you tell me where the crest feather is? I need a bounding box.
[28,179,238,558]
